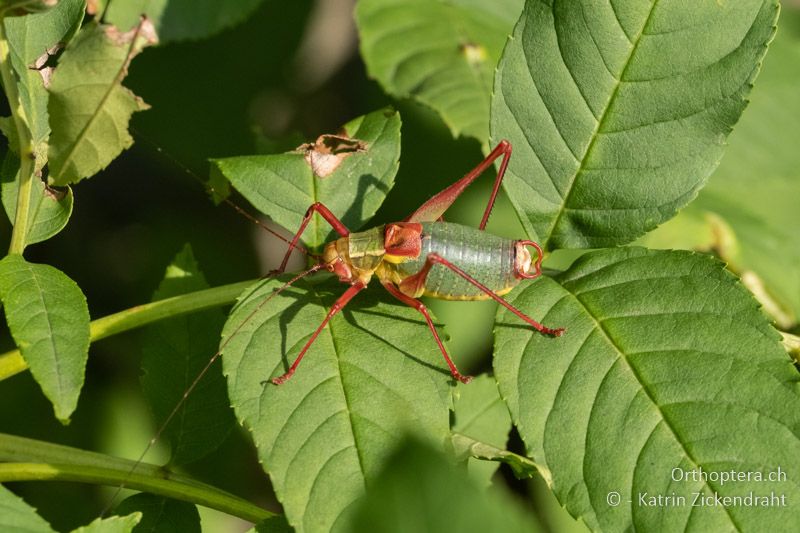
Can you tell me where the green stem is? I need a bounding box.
[0,19,35,255]
[0,433,275,523]
[0,278,259,381]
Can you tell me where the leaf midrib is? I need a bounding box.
[542,1,658,251]
[565,286,742,531]
[302,283,367,529]
[51,22,143,183]
[21,262,65,403]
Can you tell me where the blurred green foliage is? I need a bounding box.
[0,1,798,532]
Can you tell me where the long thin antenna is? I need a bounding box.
[133,129,316,258]
[100,263,324,516]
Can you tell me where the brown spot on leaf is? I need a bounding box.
[44,184,68,201]
[297,134,367,178]
[105,16,159,48]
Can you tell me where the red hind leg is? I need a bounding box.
[381,282,471,384]
[406,140,512,230]
[278,202,350,272]
[272,281,366,384]
[402,253,564,336]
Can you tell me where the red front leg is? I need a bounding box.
[272,281,366,385]
[401,253,564,336]
[406,140,512,230]
[279,202,350,272]
[381,281,471,384]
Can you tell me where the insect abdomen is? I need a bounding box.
[396,222,519,300]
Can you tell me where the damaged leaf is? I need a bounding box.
[1,0,84,167]
[47,17,158,185]
[1,149,73,244]
[104,0,265,44]
[298,134,367,179]
[211,108,400,247]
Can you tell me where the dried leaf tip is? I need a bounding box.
[298,133,368,178]
[104,16,159,48]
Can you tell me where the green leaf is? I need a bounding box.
[0,0,59,17]
[451,374,512,487]
[47,19,156,185]
[221,276,453,533]
[0,254,90,422]
[640,11,800,322]
[494,247,800,531]
[211,108,401,248]
[71,514,141,533]
[104,0,265,44]
[115,493,200,533]
[356,0,522,142]
[140,244,234,466]
[1,149,73,244]
[1,0,84,165]
[347,437,540,533]
[491,0,780,251]
[450,433,540,481]
[0,484,55,533]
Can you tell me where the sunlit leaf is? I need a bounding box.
[451,374,512,487]
[221,276,452,532]
[140,244,235,466]
[356,0,523,142]
[0,484,55,533]
[211,108,401,248]
[494,247,800,531]
[1,0,84,165]
[491,0,780,250]
[640,12,800,321]
[71,514,141,533]
[0,254,90,422]
[47,19,156,185]
[1,149,73,244]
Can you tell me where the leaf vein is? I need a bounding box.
[542,0,659,250]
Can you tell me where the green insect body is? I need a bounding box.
[328,222,522,300]
[394,222,519,300]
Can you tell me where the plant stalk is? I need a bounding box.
[0,278,259,381]
[0,19,35,255]
[0,433,275,523]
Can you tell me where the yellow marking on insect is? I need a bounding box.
[424,285,514,301]
[382,253,414,264]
